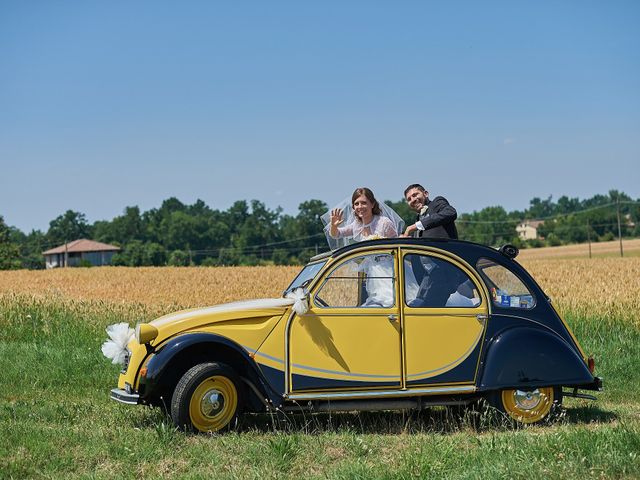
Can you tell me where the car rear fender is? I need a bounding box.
[479,326,594,391]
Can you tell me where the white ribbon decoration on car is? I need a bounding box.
[285,288,309,315]
[101,322,134,365]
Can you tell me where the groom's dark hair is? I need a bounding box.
[404,184,426,197]
[352,187,381,216]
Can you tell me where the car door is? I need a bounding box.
[401,249,489,387]
[289,249,402,392]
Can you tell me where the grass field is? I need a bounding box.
[1,248,639,478]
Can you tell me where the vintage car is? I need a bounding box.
[109,238,602,432]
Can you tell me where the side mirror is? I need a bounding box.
[286,287,310,315]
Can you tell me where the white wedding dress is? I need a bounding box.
[359,254,395,307]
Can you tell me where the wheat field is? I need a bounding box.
[0,256,638,326]
[518,238,640,260]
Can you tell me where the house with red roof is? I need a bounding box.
[42,239,120,269]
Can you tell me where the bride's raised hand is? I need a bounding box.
[330,208,344,227]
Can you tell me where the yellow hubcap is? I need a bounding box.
[501,387,554,424]
[189,376,238,432]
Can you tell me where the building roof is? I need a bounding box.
[43,239,121,255]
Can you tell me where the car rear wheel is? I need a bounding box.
[489,387,562,425]
[171,362,243,433]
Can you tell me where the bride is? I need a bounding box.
[321,187,404,307]
[322,187,403,248]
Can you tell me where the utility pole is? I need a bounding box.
[616,197,624,257]
[64,239,68,268]
[587,220,592,259]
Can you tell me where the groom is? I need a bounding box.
[401,184,458,239]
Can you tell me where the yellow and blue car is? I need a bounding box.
[110,238,602,432]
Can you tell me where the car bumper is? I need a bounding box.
[565,376,603,394]
[110,388,140,405]
[583,376,603,391]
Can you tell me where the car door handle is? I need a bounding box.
[388,314,398,323]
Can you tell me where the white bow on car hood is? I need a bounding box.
[150,290,308,328]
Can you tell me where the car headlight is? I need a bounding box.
[135,323,159,345]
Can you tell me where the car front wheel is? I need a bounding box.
[171,362,243,433]
[489,386,562,425]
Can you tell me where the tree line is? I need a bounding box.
[0,190,638,269]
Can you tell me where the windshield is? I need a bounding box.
[283,261,327,296]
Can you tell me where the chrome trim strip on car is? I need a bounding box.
[286,385,476,401]
[401,312,484,318]
[110,388,140,405]
[292,313,396,317]
[491,313,564,339]
[244,346,284,364]
[406,328,484,379]
[290,363,399,379]
[245,345,400,380]
[283,309,297,395]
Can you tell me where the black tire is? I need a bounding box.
[487,386,562,425]
[171,362,244,433]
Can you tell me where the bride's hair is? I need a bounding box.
[352,187,381,218]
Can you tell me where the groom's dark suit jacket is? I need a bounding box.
[415,196,458,239]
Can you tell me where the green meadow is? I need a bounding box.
[1,294,639,479]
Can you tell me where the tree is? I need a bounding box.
[527,196,555,219]
[232,201,282,263]
[457,206,518,246]
[143,197,187,244]
[47,210,91,246]
[224,200,250,236]
[112,240,146,266]
[280,199,328,262]
[0,216,22,270]
[169,250,191,266]
[16,229,46,269]
[94,206,144,245]
[6,190,638,269]
[112,240,168,266]
[384,199,414,231]
[144,242,168,266]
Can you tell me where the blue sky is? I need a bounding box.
[1,1,639,232]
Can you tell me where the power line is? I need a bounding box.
[457,200,640,224]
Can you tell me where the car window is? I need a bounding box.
[404,254,481,308]
[315,253,395,308]
[476,258,535,309]
[284,260,327,295]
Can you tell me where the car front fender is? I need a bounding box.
[140,332,280,406]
